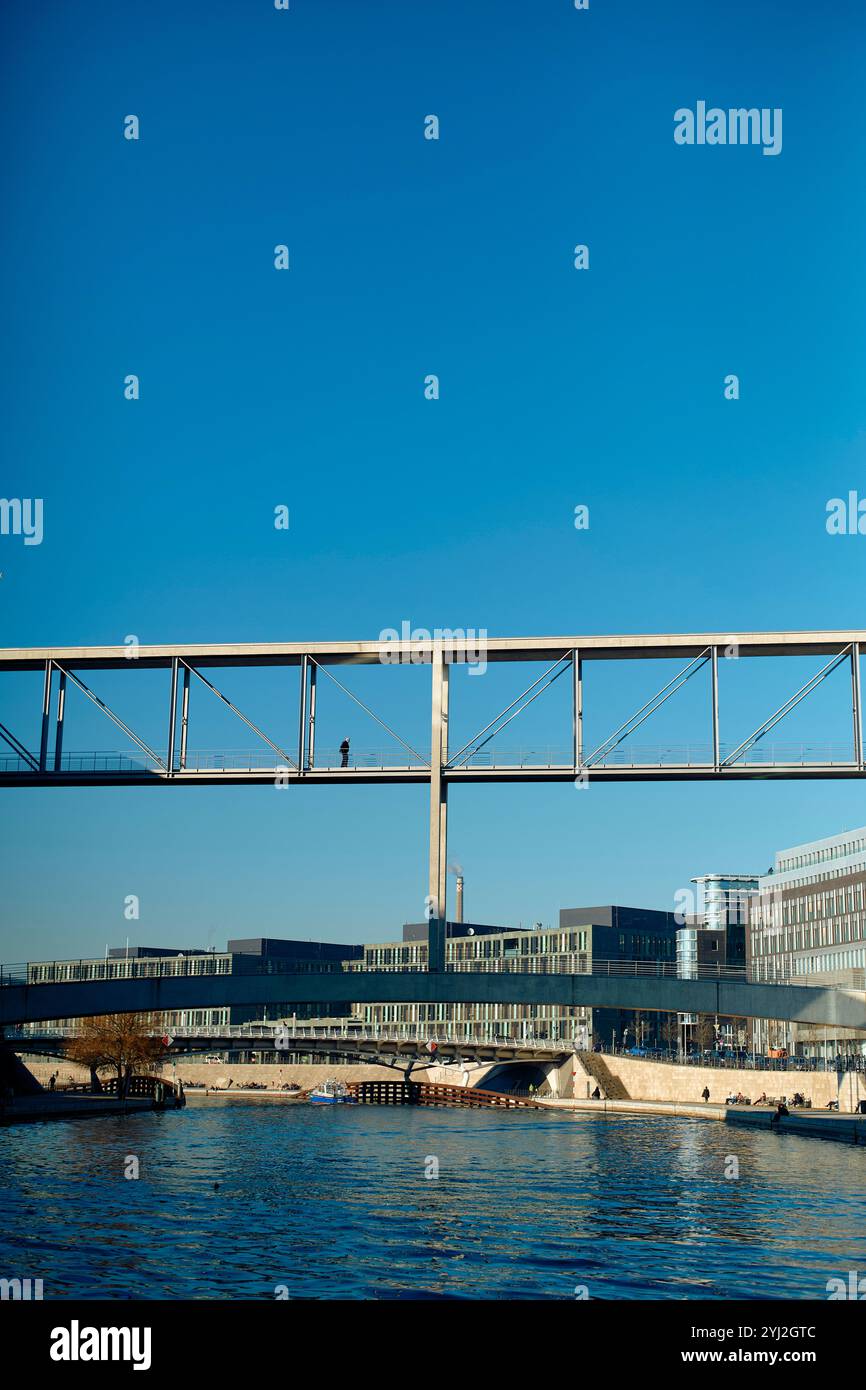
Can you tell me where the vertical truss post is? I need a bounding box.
[852,642,863,769]
[179,664,190,769]
[711,646,720,771]
[572,649,583,771]
[298,655,308,773]
[53,669,67,771]
[167,657,179,775]
[39,659,53,772]
[428,647,449,973]
[307,660,317,769]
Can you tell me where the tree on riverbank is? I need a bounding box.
[66,1014,165,1097]
[695,1016,717,1051]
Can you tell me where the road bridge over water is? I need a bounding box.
[1,966,864,1033]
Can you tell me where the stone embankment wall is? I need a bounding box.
[570,1053,866,1112]
[21,1054,866,1112]
[23,1059,404,1089]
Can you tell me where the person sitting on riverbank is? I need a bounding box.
[770,1101,789,1125]
[591,1086,602,1100]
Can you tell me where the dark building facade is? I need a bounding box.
[558,905,680,1049]
[349,906,680,1046]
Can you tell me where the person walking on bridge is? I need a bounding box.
[340,738,350,768]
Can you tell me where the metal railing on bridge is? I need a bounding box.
[0,747,431,776]
[4,1021,571,1050]
[8,1022,864,1072]
[0,954,347,987]
[0,742,858,778]
[348,958,757,981]
[0,955,836,990]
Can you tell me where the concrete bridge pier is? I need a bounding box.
[0,1038,44,1097]
[427,649,449,974]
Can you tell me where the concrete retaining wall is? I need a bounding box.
[23,1058,421,1090]
[569,1053,866,1112]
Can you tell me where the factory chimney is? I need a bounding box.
[455,875,464,924]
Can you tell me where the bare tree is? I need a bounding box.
[67,1014,165,1097]
[695,1015,716,1051]
[660,1013,679,1049]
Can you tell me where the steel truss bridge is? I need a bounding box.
[1,629,865,973]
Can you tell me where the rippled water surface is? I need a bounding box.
[1,1099,864,1299]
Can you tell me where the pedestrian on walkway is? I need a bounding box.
[702,1085,710,1103]
[340,738,350,768]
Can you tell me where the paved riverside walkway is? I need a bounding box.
[537,1096,866,1144]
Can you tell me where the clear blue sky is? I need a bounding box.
[2,0,866,963]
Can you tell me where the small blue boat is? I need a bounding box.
[309,1079,357,1104]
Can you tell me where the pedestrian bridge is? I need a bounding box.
[5,1021,574,1064]
[1,965,864,1032]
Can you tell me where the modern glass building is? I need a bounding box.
[676,874,757,1052]
[348,906,680,1046]
[748,826,866,1057]
[23,939,360,1032]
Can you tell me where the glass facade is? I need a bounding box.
[350,912,679,1045]
[749,827,866,1057]
[676,874,757,1049]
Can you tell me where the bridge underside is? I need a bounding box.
[2,971,864,1031]
[12,1034,568,1065]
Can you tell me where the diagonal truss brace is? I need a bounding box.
[582,649,712,769]
[0,721,38,770]
[179,660,297,771]
[721,646,852,767]
[447,653,572,769]
[54,663,167,771]
[309,659,429,766]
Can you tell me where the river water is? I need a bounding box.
[1,1098,864,1300]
